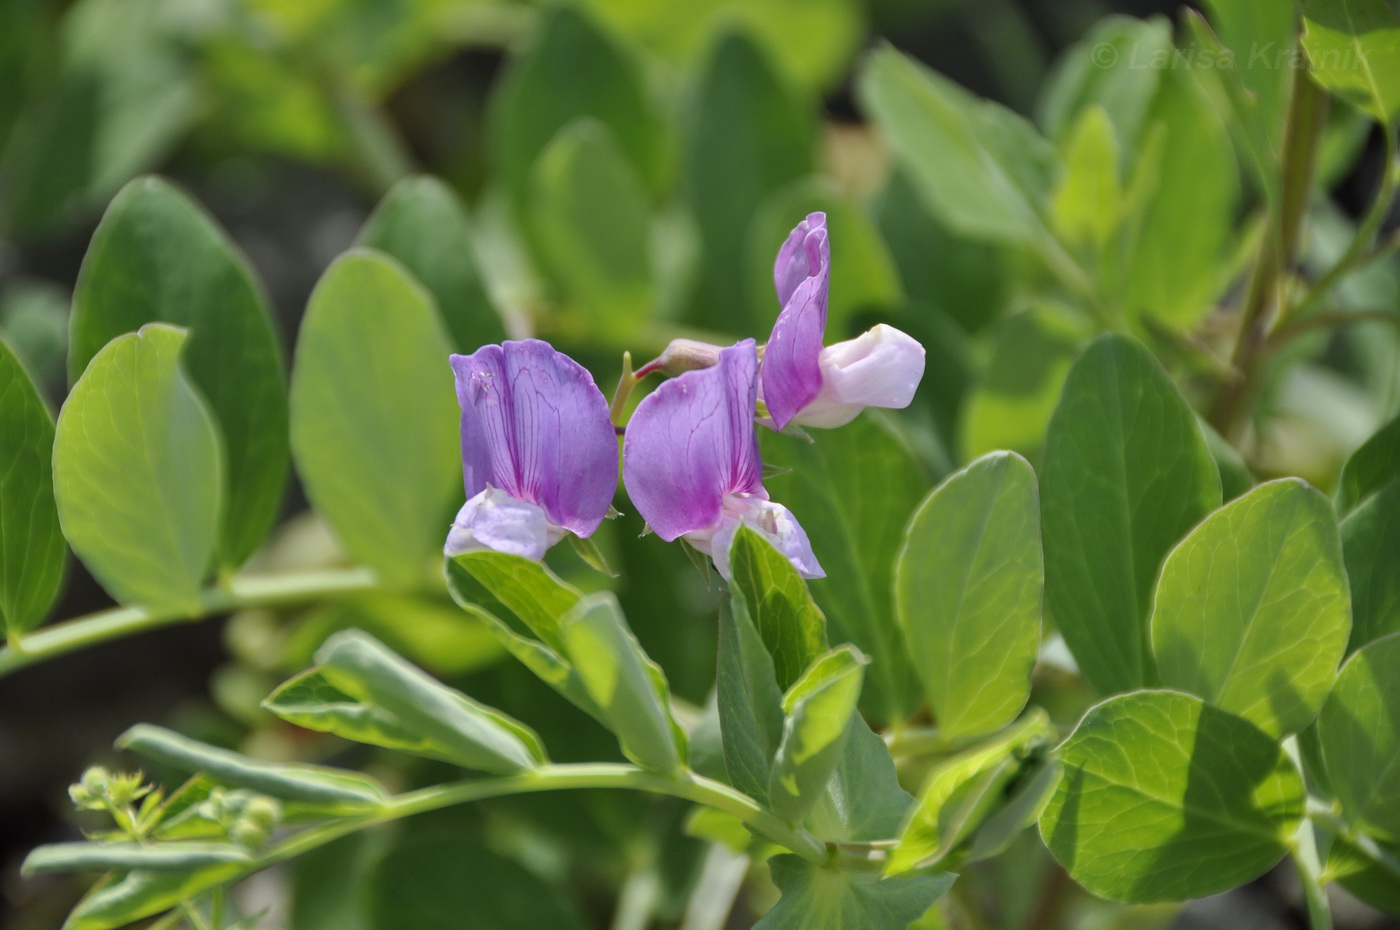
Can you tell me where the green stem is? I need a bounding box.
[679,844,749,930]
[609,352,638,427]
[1270,307,1400,347]
[0,567,378,679]
[1308,802,1400,882]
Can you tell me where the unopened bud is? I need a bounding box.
[636,339,724,378]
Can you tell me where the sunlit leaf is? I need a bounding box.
[1317,633,1400,842]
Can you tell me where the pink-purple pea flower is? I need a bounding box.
[445,340,617,561]
[623,340,823,581]
[761,212,926,431]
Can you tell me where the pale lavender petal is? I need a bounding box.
[692,497,824,581]
[451,340,617,538]
[794,324,927,429]
[763,216,829,432]
[444,488,563,561]
[623,341,764,541]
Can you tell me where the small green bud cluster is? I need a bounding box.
[198,789,283,850]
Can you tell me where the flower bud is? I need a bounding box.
[635,338,724,378]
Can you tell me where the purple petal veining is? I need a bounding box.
[762,213,829,432]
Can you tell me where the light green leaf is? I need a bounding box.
[769,645,867,824]
[1038,15,1173,148]
[489,5,666,209]
[24,843,249,875]
[1052,106,1124,251]
[559,592,686,773]
[760,414,928,723]
[890,710,1056,874]
[69,176,287,569]
[1303,0,1400,124]
[446,550,583,651]
[687,28,814,333]
[1337,413,1400,512]
[62,865,246,930]
[1151,479,1351,737]
[1342,479,1400,650]
[1199,0,1298,140]
[1041,334,1222,694]
[1328,833,1400,915]
[117,724,384,810]
[313,629,546,774]
[530,119,653,340]
[0,337,64,637]
[289,249,458,588]
[896,452,1042,740]
[1039,691,1306,903]
[754,855,955,930]
[1317,633,1400,842]
[716,594,785,804]
[728,524,828,692]
[356,175,506,352]
[53,324,222,614]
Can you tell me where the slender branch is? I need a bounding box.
[0,567,379,679]
[1270,307,1400,347]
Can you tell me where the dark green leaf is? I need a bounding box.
[769,645,867,824]
[1337,413,1400,512]
[1039,691,1306,903]
[1041,334,1222,694]
[24,842,249,875]
[1342,479,1400,650]
[62,865,246,930]
[716,595,784,804]
[289,249,458,588]
[805,717,914,844]
[1303,0,1400,124]
[69,176,287,568]
[0,337,63,636]
[728,524,828,691]
[1151,479,1351,737]
[755,855,955,930]
[1317,633,1400,842]
[896,452,1042,739]
[356,175,506,351]
[53,324,221,614]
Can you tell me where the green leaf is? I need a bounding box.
[769,645,867,824]
[24,843,249,875]
[313,629,547,774]
[1199,0,1298,140]
[963,756,1063,864]
[1337,413,1400,512]
[728,525,828,691]
[1317,633,1400,842]
[896,452,1042,740]
[1201,417,1256,501]
[62,865,247,930]
[530,119,654,340]
[760,415,928,722]
[890,710,1056,874]
[0,337,63,636]
[687,28,814,333]
[859,47,1057,246]
[446,550,583,651]
[1328,833,1400,915]
[558,592,686,773]
[1052,106,1124,251]
[1341,479,1400,650]
[1150,479,1352,737]
[755,855,955,930]
[356,176,506,352]
[716,594,785,804]
[1039,690,1306,903]
[1040,334,1222,694]
[289,250,458,588]
[1038,16,1173,148]
[1303,0,1400,124]
[958,304,1092,462]
[69,176,287,569]
[53,324,222,614]
[806,717,914,844]
[117,724,384,810]
[489,5,666,209]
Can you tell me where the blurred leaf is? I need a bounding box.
[755,855,954,930]
[314,629,546,773]
[70,176,288,569]
[896,452,1042,740]
[62,866,247,930]
[530,119,654,340]
[368,833,588,930]
[1201,418,1256,501]
[0,338,64,637]
[768,645,866,824]
[289,249,458,588]
[357,175,506,351]
[963,756,1063,863]
[559,592,687,772]
[1341,480,1400,650]
[890,710,1055,873]
[0,0,54,155]
[1317,633,1400,842]
[1052,106,1123,253]
[959,304,1092,463]
[54,324,221,614]
[490,6,666,210]
[291,833,377,930]
[1328,833,1400,915]
[1303,0,1400,124]
[24,843,250,875]
[1041,334,1221,695]
[1337,413,1400,512]
[1199,0,1298,141]
[118,723,385,809]
[1151,479,1351,737]
[687,28,814,333]
[717,594,785,804]
[760,415,928,723]
[0,281,69,390]
[727,525,828,692]
[1039,691,1306,903]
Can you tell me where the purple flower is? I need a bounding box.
[446,340,617,561]
[761,212,926,431]
[623,340,823,581]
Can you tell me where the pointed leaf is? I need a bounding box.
[24,843,249,875]
[1303,0,1400,124]
[805,717,914,844]
[755,855,954,930]
[717,595,785,804]
[1342,479,1400,650]
[1317,633,1400,842]
[728,524,828,691]
[1338,413,1400,513]
[769,645,867,824]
